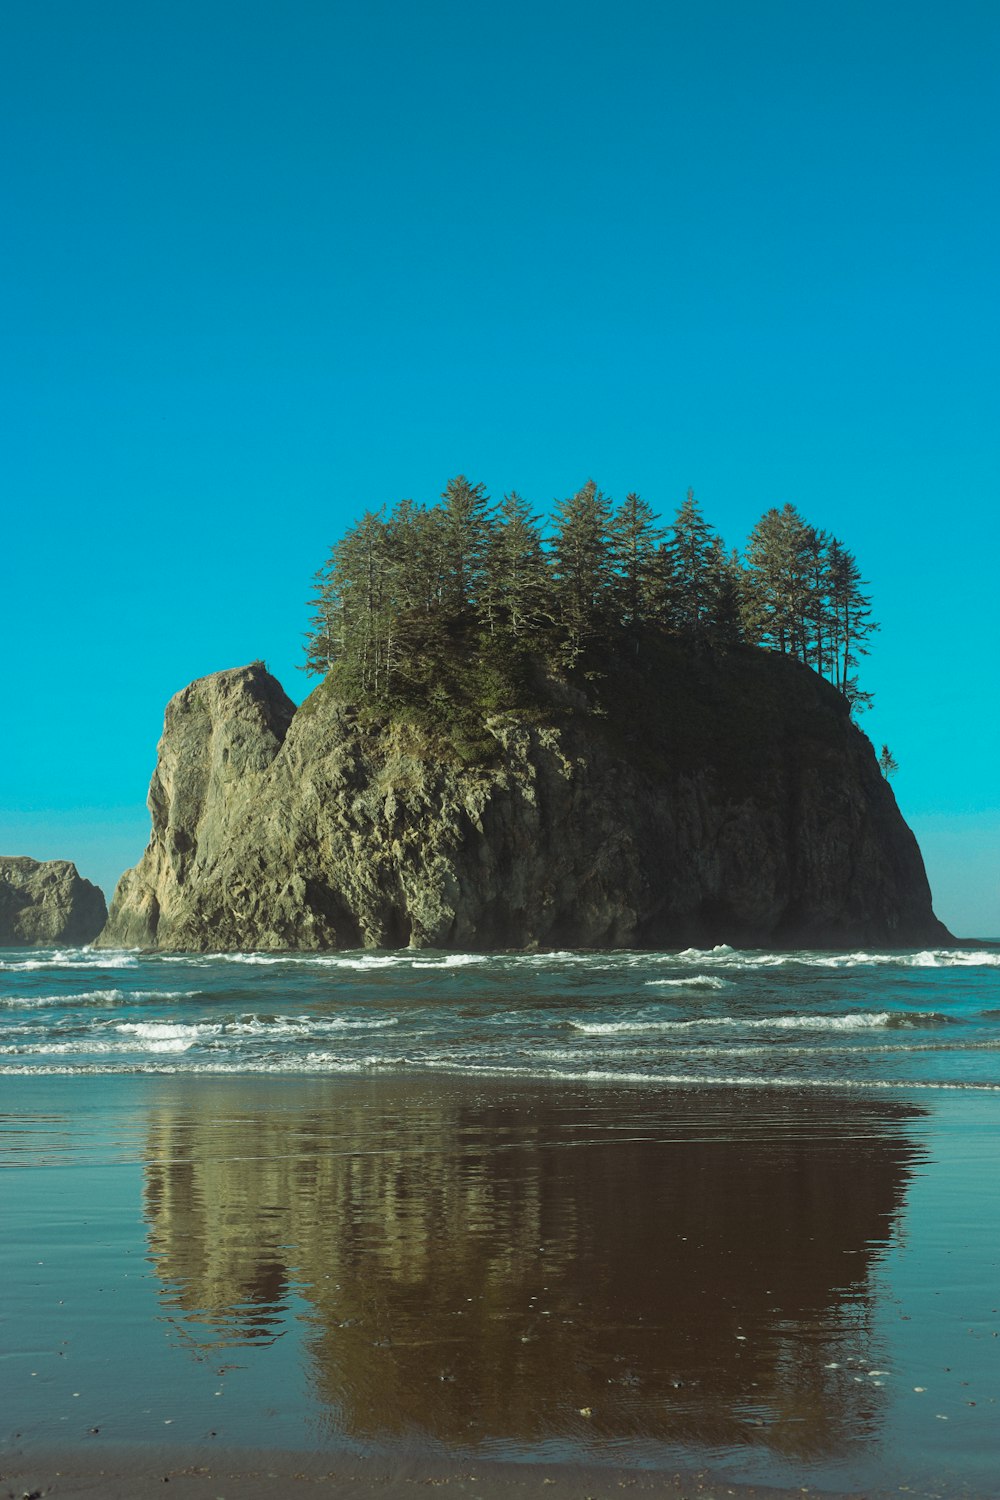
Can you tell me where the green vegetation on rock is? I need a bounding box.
[305,477,879,734]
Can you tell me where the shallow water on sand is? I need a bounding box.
[3,944,1000,1494]
[2,1067,999,1496]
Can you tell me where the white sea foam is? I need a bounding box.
[1,1052,998,1089]
[907,949,1000,968]
[423,954,493,968]
[132,990,195,1002]
[85,943,1000,974]
[0,950,138,972]
[1,988,127,1008]
[206,953,303,966]
[520,951,604,965]
[415,1061,1000,1092]
[570,1010,946,1035]
[0,1035,193,1056]
[327,953,492,970]
[0,987,200,1010]
[112,1013,398,1043]
[309,1014,399,1029]
[644,976,729,990]
[116,1022,201,1042]
[161,949,497,971]
[301,1050,397,1067]
[672,945,1000,971]
[311,955,413,970]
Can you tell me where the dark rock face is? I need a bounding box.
[0,856,108,946]
[98,657,950,952]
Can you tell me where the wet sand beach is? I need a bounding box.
[3,1070,999,1499]
[0,1444,898,1500]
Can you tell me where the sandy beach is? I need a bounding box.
[0,1443,905,1500]
[3,1065,998,1500]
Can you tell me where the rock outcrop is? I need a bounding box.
[98,655,950,952]
[0,856,107,946]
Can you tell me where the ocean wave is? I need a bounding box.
[0,1036,193,1056]
[0,950,138,972]
[158,949,501,972]
[446,1065,1000,1093]
[311,955,416,970]
[324,952,491,970]
[673,945,1000,971]
[570,1010,950,1035]
[1,1010,401,1054]
[112,1013,399,1042]
[0,988,198,1010]
[1,988,125,1008]
[22,943,991,975]
[0,1052,997,1090]
[416,1059,1000,1092]
[644,976,729,990]
[171,952,304,967]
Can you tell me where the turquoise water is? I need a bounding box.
[2,945,1000,1496]
[2,943,1000,1089]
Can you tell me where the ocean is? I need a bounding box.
[3,944,1000,1497]
[3,942,1000,1088]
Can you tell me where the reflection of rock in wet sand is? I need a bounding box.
[143,1078,925,1459]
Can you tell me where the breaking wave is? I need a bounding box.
[0,950,138,972]
[2,942,997,1092]
[571,1010,950,1035]
[1,1057,997,1092]
[674,945,1000,970]
[0,989,191,1009]
[644,976,729,990]
[163,950,495,971]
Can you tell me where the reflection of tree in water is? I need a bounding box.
[143,1078,925,1459]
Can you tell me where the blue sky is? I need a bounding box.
[2,0,997,937]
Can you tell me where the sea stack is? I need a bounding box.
[0,856,108,946]
[97,654,950,952]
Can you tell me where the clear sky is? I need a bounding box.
[2,0,997,937]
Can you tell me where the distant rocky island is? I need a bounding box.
[98,651,948,952]
[0,856,107,946]
[98,477,949,953]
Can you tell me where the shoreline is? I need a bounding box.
[4,1033,998,1499]
[0,1444,912,1500]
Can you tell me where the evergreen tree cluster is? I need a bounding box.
[305,477,877,720]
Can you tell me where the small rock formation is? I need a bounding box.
[0,856,108,946]
[98,654,950,952]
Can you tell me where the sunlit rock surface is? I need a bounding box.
[0,856,107,946]
[98,657,949,951]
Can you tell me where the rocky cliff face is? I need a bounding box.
[0,856,107,946]
[98,656,949,952]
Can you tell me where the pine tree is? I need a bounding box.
[878,744,898,779]
[305,474,880,720]
[480,491,551,643]
[381,501,457,698]
[743,504,813,658]
[665,490,717,638]
[705,539,745,647]
[304,560,340,675]
[384,500,452,624]
[551,480,615,667]
[304,509,398,697]
[610,491,664,643]
[827,538,878,697]
[801,525,833,677]
[439,475,491,618]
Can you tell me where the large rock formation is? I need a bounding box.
[98,655,949,952]
[0,856,107,946]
